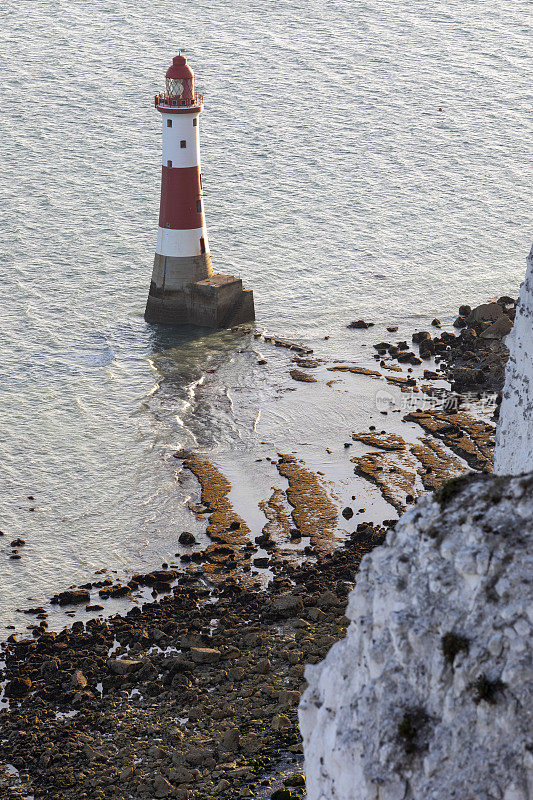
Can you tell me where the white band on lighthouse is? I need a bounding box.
[156,226,209,258]
[161,113,201,169]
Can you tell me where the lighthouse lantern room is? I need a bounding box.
[144,53,255,328]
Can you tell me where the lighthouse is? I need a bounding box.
[144,53,255,328]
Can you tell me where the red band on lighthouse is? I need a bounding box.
[158,166,204,230]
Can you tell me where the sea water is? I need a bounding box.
[0,0,530,632]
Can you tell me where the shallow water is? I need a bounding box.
[0,0,530,632]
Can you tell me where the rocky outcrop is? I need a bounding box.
[299,472,533,800]
[494,244,533,475]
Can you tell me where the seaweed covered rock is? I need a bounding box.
[299,472,533,800]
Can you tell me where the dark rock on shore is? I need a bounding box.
[98,583,131,600]
[412,331,431,344]
[5,675,31,698]
[397,352,422,365]
[409,298,515,393]
[497,295,515,306]
[179,531,196,546]
[289,369,317,383]
[348,320,374,329]
[50,589,91,606]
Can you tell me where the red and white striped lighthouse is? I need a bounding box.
[144,53,255,328]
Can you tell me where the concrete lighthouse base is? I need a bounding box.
[144,273,255,329]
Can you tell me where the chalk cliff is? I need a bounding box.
[494,244,533,475]
[299,247,533,800]
[299,474,533,799]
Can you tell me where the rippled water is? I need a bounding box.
[0,0,530,632]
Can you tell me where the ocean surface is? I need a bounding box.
[0,0,530,633]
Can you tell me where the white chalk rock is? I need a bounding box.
[494,243,533,475]
[299,473,533,800]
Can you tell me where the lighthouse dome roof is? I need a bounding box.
[166,54,194,80]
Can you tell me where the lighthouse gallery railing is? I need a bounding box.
[154,93,204,108]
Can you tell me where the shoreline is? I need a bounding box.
[0,294,514,799]
[0,520,388,799]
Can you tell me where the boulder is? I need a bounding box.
[5,675,32,698]
[316,590,338,609]
[418,340,435,358]
[480,315,513,339]
[397,353,422,365]
[179,531,196,546]
[289,369,317,383]
[270,594,304,618]
[467,302,503,325]
[412,331,431,343]
[451,366,486,390]
[272,714,292,731]
[107,658,143,675]
[218,727,240,752]
[254,658,271,674]
[253,557,270,568]
[51,589,90,606]
[153,774,175,798]
[348,320,374,329]
[190,647,221,664]
[285,774,306,787]
[71,670,87,689]
[440,331,456,343]
[99,584,131,599]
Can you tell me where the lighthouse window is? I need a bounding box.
[180,139,187,148]
[166,119,172,127]
[167,160,172,167]
[196,199,202,212]
[192,118,197,127]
